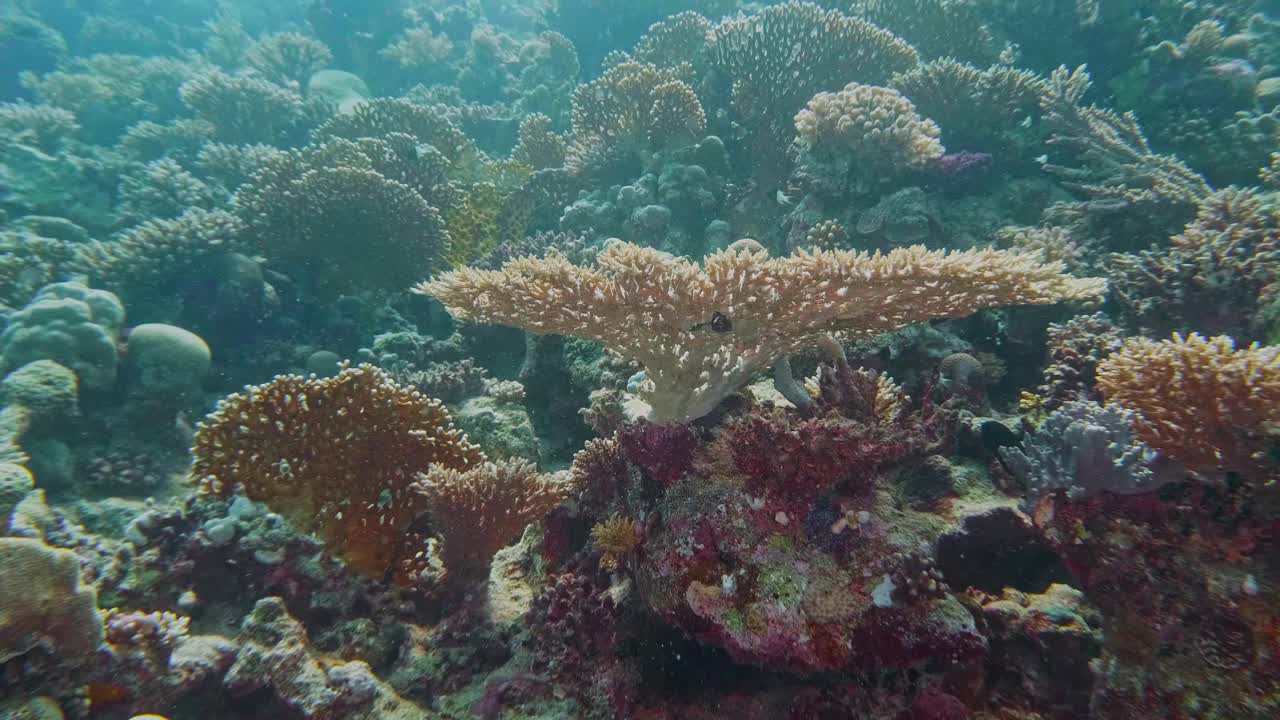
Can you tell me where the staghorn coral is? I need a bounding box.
[999,401,1180,511]
[179,70,326,146]
[81,208,246,295]
[795,82,944,186]
[1040,65,1212,218]
[566,61,704,175]
[420,240,1105,422]
[232,137,451,295]
[1097,333,1280,481]
[0,101,78,152]
[244,32,334,87]
[414,459,574,583]
[1108,187,1280,341]
[191,364,483,584]
[891,59,1046,152]
[706,1,919,176]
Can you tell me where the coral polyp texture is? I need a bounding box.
[190,364,483,584]
[418,239,1105,421]
[1097,333,1280,481]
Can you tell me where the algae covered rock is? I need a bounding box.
[0,282,124,392]
[454,395,540,462]
[0,536,103,664]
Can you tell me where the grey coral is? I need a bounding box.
[1000,401,1181,510]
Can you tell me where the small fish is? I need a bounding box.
[776,189,794,206]
[1034,154,1049,164]
[1020,115,1033,128]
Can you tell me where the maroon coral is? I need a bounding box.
[617,422,697,488]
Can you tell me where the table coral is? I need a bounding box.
[419,239,1105,422]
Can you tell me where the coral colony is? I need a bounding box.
[1,1,1279,719]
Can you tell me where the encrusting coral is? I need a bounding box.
[1097,333,1280,482]
[190,364,483,585]
[419,239,1106,422]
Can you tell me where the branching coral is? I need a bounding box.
[233,137,452,295]
[0,229,82,307]
[794,82,944,183]
[566,60,705,174]
[313,98,476,168]
[1036,312,1125,409]
[1097,333,1280,481]
[1108,187,1280,341]
[80,208,247,295]
[414,460,574,583]
[1040,65,1212,215]
[418,239,1105,422]
[1000,401,1180,511]
[191,364,483,584]
[0,101,78,152]
[511,113,566,171]
[706,1,919,175]
[244,32,334,86]
[117,158,220,223]
[891,59,1046,151]
[848,0,1001,64]
[180,70,325,146]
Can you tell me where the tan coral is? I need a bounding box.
[414,459,574,582]
[1097,333,1280,481]
[795,82,944,174]
[566,61,704,174]
[191,365,482,584]
[418,239,1105,422]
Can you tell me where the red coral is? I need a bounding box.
[618,422,697,487]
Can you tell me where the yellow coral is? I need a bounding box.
[1097,333,1280,480]
[418,239,1106,422]
[591,515,639,571]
